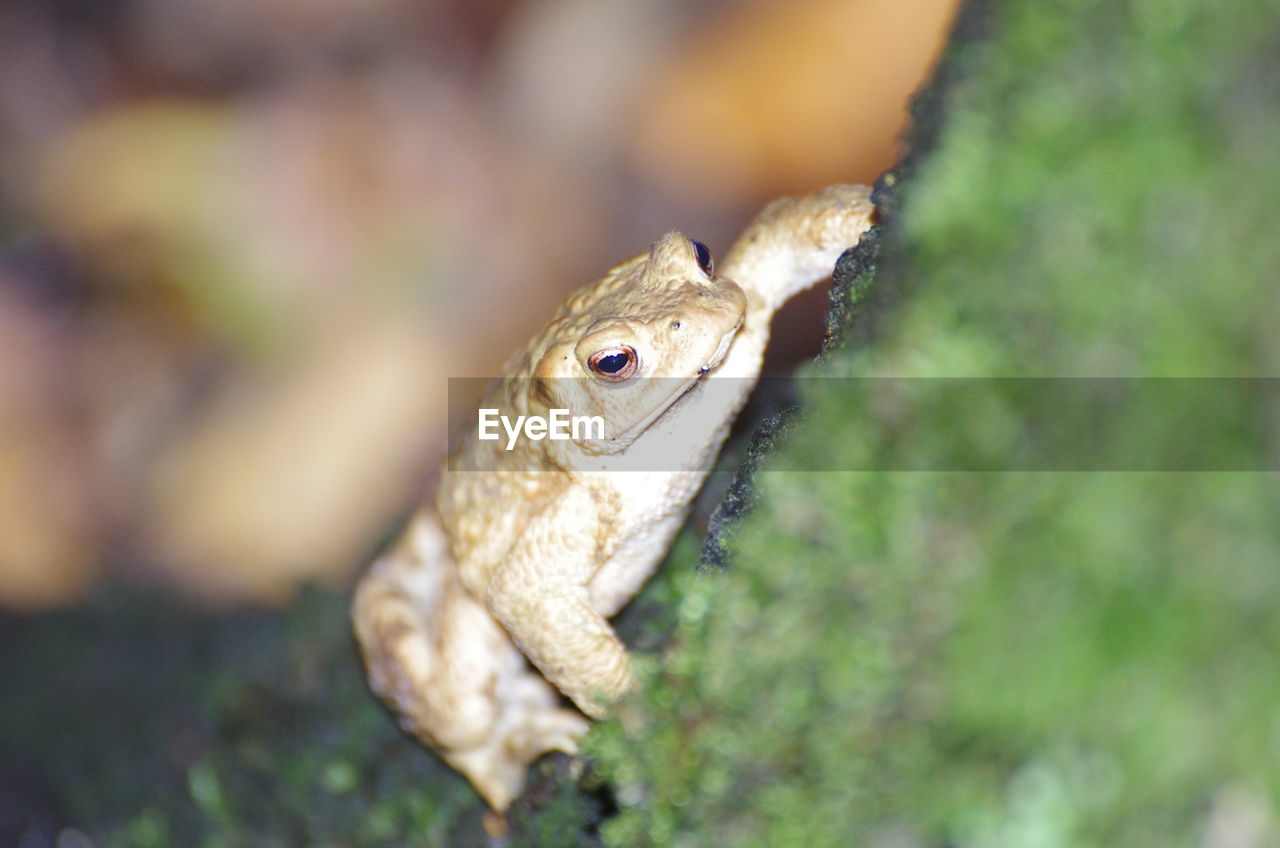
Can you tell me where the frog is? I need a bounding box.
[351,184,876,812]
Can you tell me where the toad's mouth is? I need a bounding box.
[698,322,740,375]
[608,323,742,445]
[610,372,702,445]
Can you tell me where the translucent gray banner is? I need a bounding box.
[446,378,1280,471]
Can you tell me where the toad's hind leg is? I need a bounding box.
[351,513,589,811]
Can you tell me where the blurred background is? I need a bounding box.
[0,0,958,609]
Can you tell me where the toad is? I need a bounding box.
[352,184,875,810]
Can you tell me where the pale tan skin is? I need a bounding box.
[351,184,875,811]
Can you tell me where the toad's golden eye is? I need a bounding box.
[587,346,638,381]
[690,239,714,276]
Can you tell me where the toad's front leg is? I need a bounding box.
[484,487,631,718]
[721,183,876,317]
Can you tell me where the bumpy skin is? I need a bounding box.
[351,184,876,811]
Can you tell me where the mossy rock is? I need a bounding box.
[589,0,1280,845]
[4,0,1278,845]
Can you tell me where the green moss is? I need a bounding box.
[587,0,1280,845]
[0,589,496,846]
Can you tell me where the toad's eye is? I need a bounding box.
[690,239,714,276]
[587,346,639,381]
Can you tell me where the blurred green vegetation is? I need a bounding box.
[4,0,1279,845]
[0,589,502,847]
